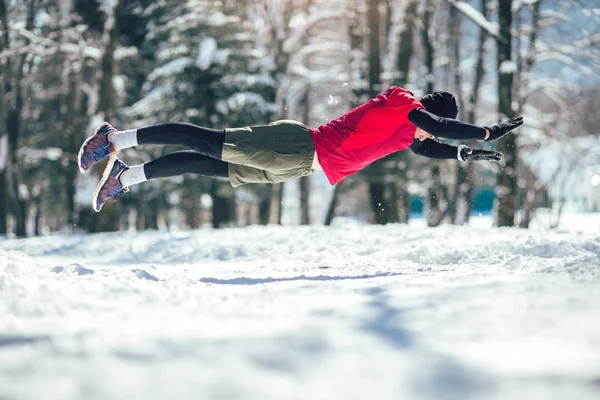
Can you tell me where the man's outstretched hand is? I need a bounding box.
[485,116,524,141]
[460,146,503,162]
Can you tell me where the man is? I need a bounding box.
[78,86,523,212]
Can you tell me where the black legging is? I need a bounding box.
[137,123,229,180]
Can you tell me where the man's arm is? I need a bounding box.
[408,108,523,141]
[410,138,463,160]
[410,138,502,161]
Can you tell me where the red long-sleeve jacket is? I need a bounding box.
[310,86,424,185]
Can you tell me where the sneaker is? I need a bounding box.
[93,157,129,212]
[78,122,117,173]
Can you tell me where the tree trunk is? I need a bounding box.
[421,0,435,94]
[94,0,125,232]
[211,182,235,228]
[449,0,487,225]
[368,0,382,98]
[324,184,340,226]
[388,0,419,224]
[65,62,85,231]
[258,186,273,225]
[260,2,296,227]
[4,0,37,237]
[97,0,124,123]
[495,0,517,227]
[467,0,488,125]
[397,186,411,224]
[369,180,399,225]
[452,162,475,225]
[7,106,27,237]
[394,0,418,87]
[0,137,7,235]
[347,0,367,105]
[448,3,464,119]
[144,197,159,230]
[299,176,311,225]
[367,0,399,225]
[369,181,386,225]
[0,0,8,235]
[516,1,541,228]
[299,86,311,225]
[271,182,284,224]
[420,0,451,226]
[33,196,41,236]
[426,165,448,227]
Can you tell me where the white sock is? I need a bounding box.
[120,165,147,188]
[109,129,138,151]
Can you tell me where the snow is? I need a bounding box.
[1,216,600,399]
[499,61,517,74]
[0,135,7,170]
[196,37,217,70]
[156,45,190,62]
[114,46,139,61]
[450,0,499,39]
[18,147,63,165]
[283,10,346,53]
[58,43,102,60]
[147,58,193,83]
[216,92,277,116]
[525,136,600,209]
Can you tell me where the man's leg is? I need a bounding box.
[93,151,229,212]
[110,123,225,159]
[120,151,229,188]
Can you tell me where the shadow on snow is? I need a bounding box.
[198,271,407,285]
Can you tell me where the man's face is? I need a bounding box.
[414,128,434,142]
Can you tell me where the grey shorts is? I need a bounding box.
[222,120,316,188]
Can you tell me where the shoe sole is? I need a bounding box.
[77,124,116,173]
[93,157,118,212]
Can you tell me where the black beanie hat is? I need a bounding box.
[419,91,459,119]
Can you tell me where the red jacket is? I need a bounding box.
[310,86,424,185]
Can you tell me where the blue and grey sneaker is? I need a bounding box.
[78,122,117,173]
[93,157,129,212]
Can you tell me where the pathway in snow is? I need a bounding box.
[1,223,599,400]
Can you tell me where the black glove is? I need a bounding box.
[484,116,523,141]
[460,146,503,162]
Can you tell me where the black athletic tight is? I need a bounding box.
[144,151,229,180]
[136,123,229,180]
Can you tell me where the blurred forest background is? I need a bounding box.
[0,0,599,237]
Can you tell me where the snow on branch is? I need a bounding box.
[196,37,217,70]
[59,43,102,60]
[287,63,347,82]
[0,135,7,171]
[288,42,350,70]
[0,28,102,61]
[147,58,193,83]
[523,78,569,102]
[18,147,64,165]
[449,0,499,39]
[283,9,346,53]
[534,34,600,72]
[512,0,543,13]
[534,50,595,75]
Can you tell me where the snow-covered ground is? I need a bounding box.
[1,215,600,400]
